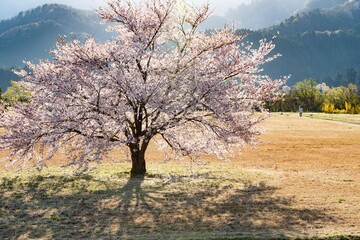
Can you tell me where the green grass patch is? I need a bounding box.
[303,113,360,125]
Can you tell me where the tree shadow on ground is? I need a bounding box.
[0,173,337,239]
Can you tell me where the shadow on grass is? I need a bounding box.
[0,173,337,239]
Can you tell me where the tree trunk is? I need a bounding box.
[129,139,149,178]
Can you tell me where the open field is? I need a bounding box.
[0,113,360,239]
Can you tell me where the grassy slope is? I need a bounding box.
[1,114,360,239]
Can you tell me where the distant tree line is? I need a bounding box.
[267,79,360,114]
[2,77,360,114]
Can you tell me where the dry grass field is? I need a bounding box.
[0,113,359,239]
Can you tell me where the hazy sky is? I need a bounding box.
[0,0,252,20]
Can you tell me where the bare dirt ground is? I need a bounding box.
[0,113,359,239]
[236,113,360,238]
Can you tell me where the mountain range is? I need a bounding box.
[0,4,112,90]
[1,1,360,90]
[257,0,360,85]
[0,4,110,66]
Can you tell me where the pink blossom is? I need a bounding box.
[0,0,284,176]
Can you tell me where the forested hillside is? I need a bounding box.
[0,67,19,91]
[0,4,112,89]
[246,0,360,86]
[2,1,360,90]
[0,4,110,67]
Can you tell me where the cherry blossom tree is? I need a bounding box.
[0,0,283,176]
